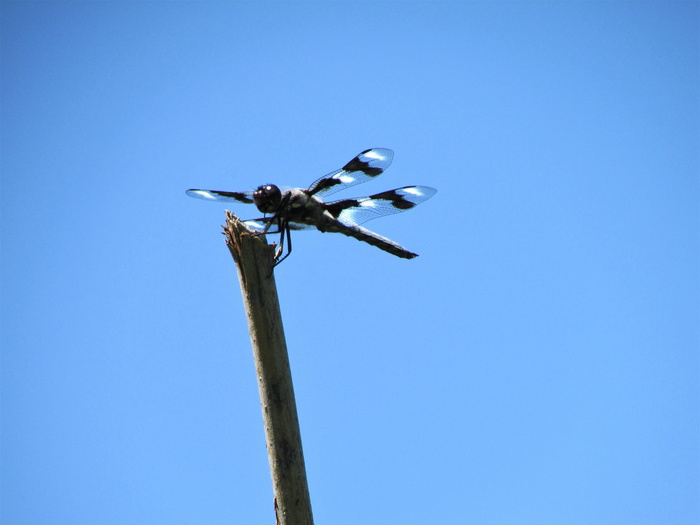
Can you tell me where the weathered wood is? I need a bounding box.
[223,211,314,525]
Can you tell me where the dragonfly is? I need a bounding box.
[186,148,437,267]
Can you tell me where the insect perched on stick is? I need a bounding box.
[187,148,436,267]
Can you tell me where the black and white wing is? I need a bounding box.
[316,186,437,260]
[185,189,256,204]
[242,218,314,233]
[324,186,437,227]
[306,148,394,198]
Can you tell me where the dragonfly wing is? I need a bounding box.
[186,189,256,204]
[307,148,394,198]
[325,186,437,227]
[244,218,315,234]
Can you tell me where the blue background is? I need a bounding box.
[2,2,698,524]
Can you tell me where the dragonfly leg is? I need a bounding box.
[272,220,293,268]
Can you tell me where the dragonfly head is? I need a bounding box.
[253,184,282,214]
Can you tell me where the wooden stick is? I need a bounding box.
[223,211,314,525]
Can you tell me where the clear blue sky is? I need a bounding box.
[2,2,698,524]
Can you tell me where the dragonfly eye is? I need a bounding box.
[253,184,282,213]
